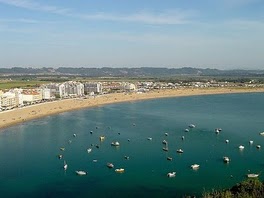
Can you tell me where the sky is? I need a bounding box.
[0,0,264,69]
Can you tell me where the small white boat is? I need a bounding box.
[167,157,173,161]
[165,133,169,136]
[60,147,65,151]
[76,170,87,176]
[182,136,185,140]
[147,137,152,141]
[107,163,114,168]
[259,132,264,136]
[247,173,259,178]
[92,159,97,163]
[223,156,230,163]
[225,140,229,143]
[124,156,130,160]
[163,147,169,152]
[58,154,63,159]
[249,140,254,144]
[115,168,125,173]
[256,145,261,149]
[215,128,220,134]
[87,148,92,153]
[239,145,245,150]
[191,164,200,170]
[177,149,184,153]
[73,133,77,137]
[63,160,68,170]
[111,141,120,146]
[162,140,168,144]
[185,129,189,132]
[167,172,176,178]
[189,124,195,128]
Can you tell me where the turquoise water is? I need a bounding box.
[0,93,264,197]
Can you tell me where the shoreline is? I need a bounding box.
[1,87,264,131]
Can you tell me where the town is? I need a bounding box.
[1,79,263,111]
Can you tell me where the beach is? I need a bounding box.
[1,87,264,130]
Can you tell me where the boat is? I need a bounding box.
[167,172,176,177]
[60,147,65,151]
[111,141,120,146]
[75,170,87,176]
[189,124,195,128]
[107,163,114,168]
[177,149,184,153]
[73,133,77,137]
[259,132,264,136]
[63,160,68,170]
[147,137,152,141]
[239,145,245,150]
[58,154,63,159]
[93,159,97,162]
[162,140,168,144]
[191,164,200,170]
[249,140,254,144]
[215,128,220,134]
[225,140,229,143]
[115,168,125,173]
[256,145,261,149]
[90,131,93,134]
[163,147,169,152]
[87,148,92,153]
[167,157,173,161]
[165,133,169,136]
[223,156,230,163]
[185,129,189,132]
[182,136,185,140]
[124,156,130,160]
[99,136,105,141]
[247,173,259,178]
[95,145,100,148]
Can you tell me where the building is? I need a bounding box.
[22,90,43,104]
[123,83,136,91]
[42,88,53,100]
[1,92,17,109]
[84,82,102,94]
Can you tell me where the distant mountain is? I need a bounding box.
[0,67,264,77]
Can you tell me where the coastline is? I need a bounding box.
[0,87,263,131]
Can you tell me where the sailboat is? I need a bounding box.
[63,160,68,170]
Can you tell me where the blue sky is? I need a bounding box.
[0,0,264,69]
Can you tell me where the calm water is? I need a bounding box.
[0,93,264,198]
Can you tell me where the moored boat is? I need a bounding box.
[259,132,264,136]
[189,124,195,128]
[256,145,261,149]
[239,145,244,150]
[167,157,173,161]
[76,170,87,176]
[107,163,114,168]
[177,149,184,153]
[115,168,125,173]
[111,141,120,146]
[87,148,92,153]
[167,172,176,177]
[99,136,105,141]
[63,160,68,170]
[247,173,259,178]
[162,140,168,144]
[223,156,230,163]
[191,164,200,170]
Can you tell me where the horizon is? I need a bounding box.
[0,0,264,69]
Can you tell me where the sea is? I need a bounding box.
[0,93,264,198]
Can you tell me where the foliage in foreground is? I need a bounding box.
[203,178,264,198]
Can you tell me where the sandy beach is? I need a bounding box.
[0,87,264,130]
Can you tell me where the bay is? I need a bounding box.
[0,93,264,197]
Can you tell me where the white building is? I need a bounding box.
[1,92,17,109]
[22,90,43,104]
[84,82,102,94]
[123,83,136,91]
[42,88,52,100]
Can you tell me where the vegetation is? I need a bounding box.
[0,80,49,90]
[203,178,264,198]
